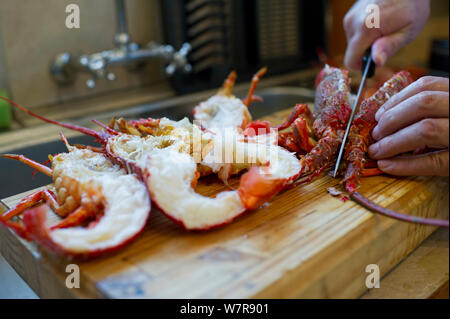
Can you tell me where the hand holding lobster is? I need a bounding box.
[369,76,449,176]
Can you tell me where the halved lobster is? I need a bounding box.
[0,134,151,258]
[0,69,301,231]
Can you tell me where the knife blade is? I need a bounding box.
[332,47,375,178]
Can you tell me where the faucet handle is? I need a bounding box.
[165,42,192,76]
[106,72,116,81]
[82,52,116,88]
[178,43,191,58]
[86,72,115,89]
[86,78,96,89]
[51,52,77,85]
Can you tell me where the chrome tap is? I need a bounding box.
[51,0,191,89]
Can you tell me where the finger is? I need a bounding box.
[372,91,449,140]
[344,31,379,71]
[343,9,356,41]
[371,27,413,67]
[375,76,449,121]
[369,118,449,159]
[378,150,449,176]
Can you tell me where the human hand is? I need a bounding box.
[368,76,449,176]
[343,0,430,70]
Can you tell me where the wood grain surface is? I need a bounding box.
[0,108,448,298]
[362,228,449,299]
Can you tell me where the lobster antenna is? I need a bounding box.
[0,97,102,139]
[350,190,449,228]
[92,120,119,135]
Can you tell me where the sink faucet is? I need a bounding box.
[51,0,191,89]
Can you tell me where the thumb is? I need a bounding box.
[371,29,412,66]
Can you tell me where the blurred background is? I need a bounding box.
[0,0,447,112]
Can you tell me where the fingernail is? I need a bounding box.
[372,125,380,140]
[368,143,379,158]
[376,52,387,66]
[377,160,389,172]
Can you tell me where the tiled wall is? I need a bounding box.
[0,29,9,93]
[0,0,165,108]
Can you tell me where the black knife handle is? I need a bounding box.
[362,47,376,78]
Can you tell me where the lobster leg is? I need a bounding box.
[50,206,93,230]
[218,70,237,97]
[0,189,60,239]
[0,217,28,239]
[108,116,117,130]
[278,132,302,154]
[2,188,102,233]
[2,154,52,176]
[361,168,383,177]
[245,95,264,106]
[116,118,142,136]
[1,189,58,220]
[292,117,316,153]
[243,103,315,154]
[242,66,268,107]
[275,103,310,131]
[292,168,324,187]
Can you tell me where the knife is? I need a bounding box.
[332,47,375,178]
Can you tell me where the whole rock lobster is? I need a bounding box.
[244,65,448,227]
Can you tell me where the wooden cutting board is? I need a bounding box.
[0,108,448,298]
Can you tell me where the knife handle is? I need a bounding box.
[362,47,376,78]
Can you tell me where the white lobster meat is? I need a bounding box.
[1,137,150,258]
[193,67,267,132]
[106,114,301,230]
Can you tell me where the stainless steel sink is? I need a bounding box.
[0,86,315,199]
